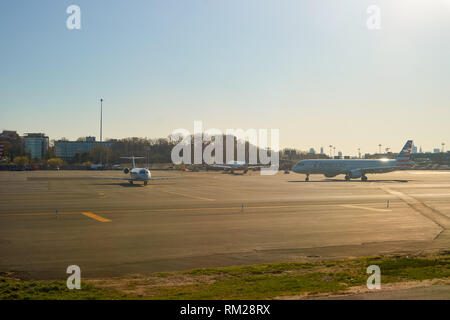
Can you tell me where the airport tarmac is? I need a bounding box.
[1,170,450,280]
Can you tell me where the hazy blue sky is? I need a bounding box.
[1,0,449,155]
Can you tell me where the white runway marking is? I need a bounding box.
[412,193,450,198]
[380,187,450,230]
[407,171,450,175]
[157,188,216,201]
[97,192,108,199]
[340,204,391,212]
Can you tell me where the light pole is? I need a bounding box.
[329,145,333,158]
[145,146,151,168]
[357,148,361,159]
[442,142,445,153]
[378,144,382,154]
[99,98,103,167]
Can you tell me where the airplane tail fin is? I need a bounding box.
[120,156,144,168]
[396,140,413,167]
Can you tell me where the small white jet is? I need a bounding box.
[99,156,177,186]
[291,140,414,181]
[210,160,264,174]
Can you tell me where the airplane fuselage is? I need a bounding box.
[291,158,411,181]
[129,168,152,181]
[101,156,175,186]
[292,159,396,175]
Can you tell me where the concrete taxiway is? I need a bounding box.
[1,170,450,280]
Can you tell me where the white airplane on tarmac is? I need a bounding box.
[100,156,177,186]
[210,160,265,174]
[291,140,414,182]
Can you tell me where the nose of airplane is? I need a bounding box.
[292,162,305,173]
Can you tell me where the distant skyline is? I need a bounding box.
[2,128,446,157]
[1,1,449,155]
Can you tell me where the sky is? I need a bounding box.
[1,0,449,155]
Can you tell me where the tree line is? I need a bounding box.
[1,134,331,167]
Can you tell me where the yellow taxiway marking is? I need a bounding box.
[340,204,391,212]
[157,189,215,201]
[80,211,111,222]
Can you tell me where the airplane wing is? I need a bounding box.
[356,166,400,174]
[149,176,180,180]
[94,177,137,181]
[210,164,265,168]
[211,164,232,169]
[94,176,180,180]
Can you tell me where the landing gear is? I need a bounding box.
[129,181,133,184]
[361,175,368,182]
[305,174,310,182]
[345,174,351,181]
[144,181,148,186]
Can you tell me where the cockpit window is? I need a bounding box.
[139,169,147,174]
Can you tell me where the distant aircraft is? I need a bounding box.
[291,140,413,181]
[210,160,264,174]
[98,156,177,186]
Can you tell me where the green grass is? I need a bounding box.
[0,278,129,300]
[149,272,352,300]
[1,252,449,300]
[145,253,450,299]
[183,261,315,276]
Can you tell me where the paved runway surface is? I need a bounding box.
[1,170,450,280]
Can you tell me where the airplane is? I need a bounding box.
[209,160,265,174]
[291,140,414,182]
[98,156,178,186]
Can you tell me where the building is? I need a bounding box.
[411,151,450,166]
[0,130,20,141]
[0,130,23,160]
[23,133,49,160]
[412,145,418,154]
[434,148,441,153]
[283,149,297,160]
[54,137,112,161]
[284,149,296,156]
[309,148,316,154]
[320,147,324,154]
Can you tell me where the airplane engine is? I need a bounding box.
[348,170,362,179]
[324,173,337,178]
[123,168,130,174]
